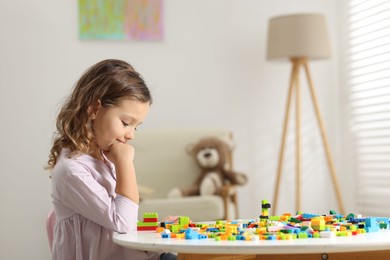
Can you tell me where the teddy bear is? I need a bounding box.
[167,136,247,198]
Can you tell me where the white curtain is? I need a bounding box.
[348,0,390,216]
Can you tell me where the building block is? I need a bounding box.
[137,212,159,231]
[365,217,379,232]
[311,217,326,231]
[151,200,390,242]
[260,199,271,220]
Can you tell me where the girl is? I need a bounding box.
[47,59,175,260]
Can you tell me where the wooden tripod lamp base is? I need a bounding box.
[266,13,343,215]
[271,57,345,215]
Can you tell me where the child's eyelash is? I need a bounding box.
[122,121,129,127]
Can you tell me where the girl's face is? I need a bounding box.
[91,98,150,152]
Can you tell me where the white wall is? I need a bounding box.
[0,1,346,259]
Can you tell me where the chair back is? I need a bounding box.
[46,210,56,252]
[133,128,232,199]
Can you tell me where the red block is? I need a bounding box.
[144,218,158,222]
[137,226,158,231]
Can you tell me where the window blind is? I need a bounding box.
[348,0,390,216]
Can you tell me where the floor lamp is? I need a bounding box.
[266,14,345,215]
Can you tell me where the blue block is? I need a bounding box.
[185,228,200,239]
[302,213,320,219]
[198,234,207,239]
[266,235,276,240]
[162,233,171,238]
[365,217,379,232]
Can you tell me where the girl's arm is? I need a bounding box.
[52,159,138,233]
[105,142,139,204]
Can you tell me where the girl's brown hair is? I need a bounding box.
[46,59,152,170]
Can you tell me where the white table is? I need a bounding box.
[113,230,390,260]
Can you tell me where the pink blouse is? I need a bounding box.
[51,149,160,260]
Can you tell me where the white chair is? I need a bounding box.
[134,128,240,222]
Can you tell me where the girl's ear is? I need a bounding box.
[88,100,102,119]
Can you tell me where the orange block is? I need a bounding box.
[156,227,165,233]
[219,234,228,240]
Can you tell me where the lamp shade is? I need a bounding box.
[267,13,331,60]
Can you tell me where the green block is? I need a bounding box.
[280,229,294,234]
[298,232,308,239]
[178,216,190,225]
[380,223,388,229]
[228,235,236,241]
[196,223,208,228]
[337,231,348,237]
[137,222,158,227]
[143,212,158,219]
[290,218,301,223]
[170,225,182,233]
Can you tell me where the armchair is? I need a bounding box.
[133,128,241,222]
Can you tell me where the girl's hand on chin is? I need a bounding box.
[103,141,135,166]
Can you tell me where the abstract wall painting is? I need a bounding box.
[79,0,163,41]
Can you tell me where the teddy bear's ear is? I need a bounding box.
[186,143,196,155]
[222,138,235,151]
